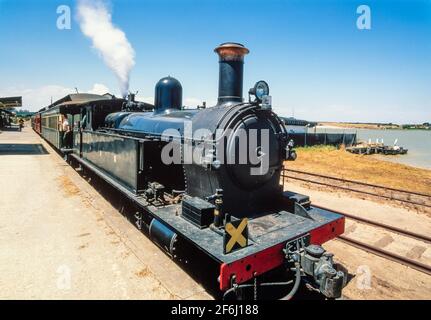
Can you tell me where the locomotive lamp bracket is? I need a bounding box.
[249,81,269,101]
[260,95,272,110]
[248,80,271,108]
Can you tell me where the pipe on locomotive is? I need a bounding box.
[214,42,249,104]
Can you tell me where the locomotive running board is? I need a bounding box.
[69,154,345,289]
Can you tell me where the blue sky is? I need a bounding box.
[0,0,430,123]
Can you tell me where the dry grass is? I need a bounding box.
[286,145,431,195]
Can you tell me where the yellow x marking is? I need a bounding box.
[225,218,248,253]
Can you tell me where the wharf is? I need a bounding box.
[346,143,408,155]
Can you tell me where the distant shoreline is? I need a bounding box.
[317,122,430,131]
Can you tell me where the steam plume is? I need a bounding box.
[77,0,135,96]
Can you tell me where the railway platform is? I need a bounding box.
[0,126,211,299]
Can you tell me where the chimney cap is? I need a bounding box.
[214,42,249,60]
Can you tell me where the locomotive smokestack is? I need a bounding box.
[214,42,249,104]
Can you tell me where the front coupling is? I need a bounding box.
[300,244,345,299]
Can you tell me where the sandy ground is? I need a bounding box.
[286,147,431,196]
[284,181,431,300]
[0,127,211,299]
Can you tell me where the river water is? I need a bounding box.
[315,128,431,170]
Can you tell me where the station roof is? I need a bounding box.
[39,93,115,112]
[0,96,22,108]
[38,93,125,115]
[49,93,108,108]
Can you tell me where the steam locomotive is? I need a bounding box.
[32,43,346,299]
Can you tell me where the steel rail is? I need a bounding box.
[281,169,431,276]
[311,205,431,275]
[286,168,431,198]
[282,171,431,209]
[336,235,431,276]
[313,205,431,244]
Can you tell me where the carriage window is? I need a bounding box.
[45,115,58,129]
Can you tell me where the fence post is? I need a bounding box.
[304,128,307,147]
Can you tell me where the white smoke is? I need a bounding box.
[77,0,135,97]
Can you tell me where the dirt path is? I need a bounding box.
[0,127,210,299]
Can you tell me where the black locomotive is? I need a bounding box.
[32,43,346,299]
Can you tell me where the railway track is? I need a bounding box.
[314,205,431,276]
[281,169,431,274]
[282,169,431,212]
